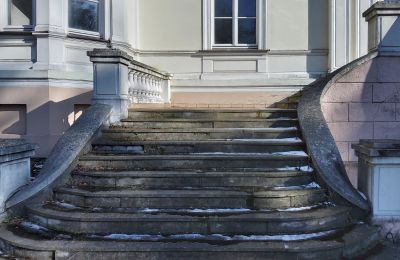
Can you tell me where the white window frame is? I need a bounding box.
[67,0,106,39]
[203,0,267,50]
[1,0,36,31]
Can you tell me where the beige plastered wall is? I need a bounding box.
[137,0,329,107]
[322,56,400,188]
[0,85,92,157]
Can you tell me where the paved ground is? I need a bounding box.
[363,240,400,260]
[0,240,398,259]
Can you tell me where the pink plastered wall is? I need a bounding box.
[322,56,400,187]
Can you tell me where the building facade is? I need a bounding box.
[0,0,381,158]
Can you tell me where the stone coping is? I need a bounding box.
[363,1,400,20]
[87,48,172,79]
[298,52,379,211]
[5,104,112,209]
[352,139,400,157]
[0,139,37,157]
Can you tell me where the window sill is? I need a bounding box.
[3,25,34,32]
[194,49,270,57]
[68,29,101,40]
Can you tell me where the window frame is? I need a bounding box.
[3,0,36,31]
[203,0,267,50]
[67,0,105,39]
[213,0,258,48]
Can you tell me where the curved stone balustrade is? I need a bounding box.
[6,104,112,210]
[298,52,379,211]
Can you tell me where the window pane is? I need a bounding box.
[215,0,232,17]
[238,0,256,17]
[9,0,33,25]
[215,19,232,44]
[69,0,99,32]
[238,18,256,44]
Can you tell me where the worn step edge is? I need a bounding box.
[128,108,298,113]
[102,127,298,133]
[92,139,304,146]
[55,187,325,199]
[0,225,378,254]
[120,118,299,123]
[79,154,309,161]
[72,170,314,178]
[27,204,350,222]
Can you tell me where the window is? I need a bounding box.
[214,0,257,47]
[8,0,33,26]
[69,0,99,32]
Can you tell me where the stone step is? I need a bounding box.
[54,186,327,210]
[27,204,352,235]
[118,118,298,129]
[274,102,298,109]
[71,170,314,189]
[78,154,310,171]
[102,127,299,141]
[91,139,305,155]
[0,224,380,260]
[127,108,298,120]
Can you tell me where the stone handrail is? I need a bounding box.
[298,52,379,211]
[88,49,172,123]
[6,104,112,210]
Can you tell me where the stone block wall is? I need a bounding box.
[322,56,400,187]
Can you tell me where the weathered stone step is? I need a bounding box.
[0,224,380,260]
[78,154,309,171]
[91,139,305,155]
[102,127,299,141]
[71,170,314,189]
[54,187,326,210]
[27,204,352,235]
[118,118,298,129]
[127,108,298,120]
[274,102,298,109]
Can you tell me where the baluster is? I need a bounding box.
[128,71,134,104]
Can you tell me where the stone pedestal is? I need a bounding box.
[0,139,37,215]
[353,140,400,236]
[88,49,131,124]
[364,1,400,54]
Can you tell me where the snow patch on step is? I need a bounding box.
[139,208,252,214]
[53,201,82,210]
[225,138,302,142]
[272,182,321,190]
[91,230,338,242]
[20,222,50,233]
[191,151,308,156]
[277,166,314,172]
[273,151,308,156]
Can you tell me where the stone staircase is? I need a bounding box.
[1,107,379,259]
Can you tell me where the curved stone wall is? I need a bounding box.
[322,55,400,187]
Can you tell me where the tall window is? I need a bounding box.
[214,0,257,47]
[8,0,33,26]
[69,0,99,32]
